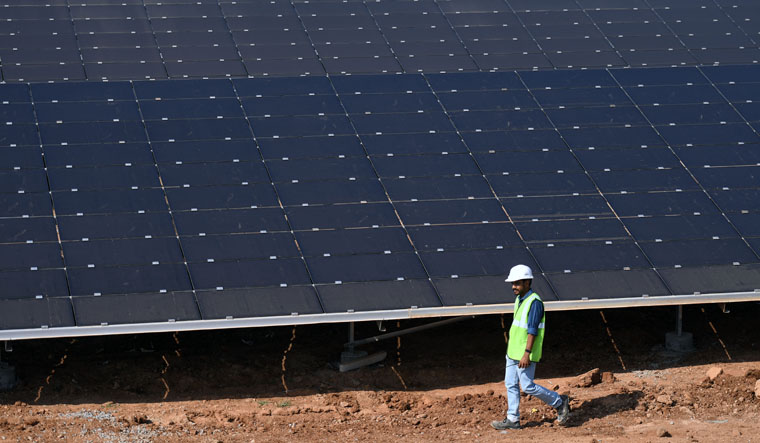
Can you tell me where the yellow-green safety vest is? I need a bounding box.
[507,291,545,362]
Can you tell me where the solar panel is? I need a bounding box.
[2,2,760,339]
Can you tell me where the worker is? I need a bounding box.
[491,264,570,430]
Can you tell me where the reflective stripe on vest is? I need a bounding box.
[507,291,546,362]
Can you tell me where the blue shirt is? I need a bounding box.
[518,289,544,336]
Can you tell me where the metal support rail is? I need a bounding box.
[1,290,759,341]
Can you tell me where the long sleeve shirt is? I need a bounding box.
[519,289,544,336]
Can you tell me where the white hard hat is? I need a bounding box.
[505,264,533,282]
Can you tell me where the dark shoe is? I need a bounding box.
[491,417,521,430]
[556,395,571,425]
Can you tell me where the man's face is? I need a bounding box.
[511,279,530,297]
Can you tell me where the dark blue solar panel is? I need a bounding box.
[182,232,300,262]
[250,115,353,138]
[4,3,760,333]
[62,237,184,267]
[531,87,632,107]
[575,147,681,171]
[546,106,649,128]
[607,190,720,217]
[490,171,597,197]
[139,98,244,120]
[384,175,493,201]
[0,146,41,169]
[0,242,63,271]
[475,150,582,174]
[47,165,160,191]
[285,203,399,230]
[267,157,374,182]
[257,135,366,160]
[190,258,310,290]
[362,132,468,156]
[67,263,192,296]
[437,90,538,111]
[516,218,630,243]
[341,92,442,114]
[461,129,567,152]
[331,74,429,94]
[641,104,744,125]
[0,269,69,300]
[705,188,760,213]
[501,194,614,220]
[519,69,617,89]
[144,119,252,142]
[43,143,155,168]
[152,140,261,164]
[532,241,650,273]
[395,199,506,225]
[0,217,57,243]
[277,179,387,206]
[166,184,279,210]
[295,227,413,256]
[421,248,536,278]
[159,162,270,187]
[624,214,740,242]
[641,238,759,268]
[426,72,524,91]
[57,212,175,241]
[372,153,480,178]
[173,208,289,236]
[658,123,760,147]
[592,168,699,193]
[408,223,522,250]
[53,188,169,215]
[307,253,427,284]
[39,121,148,145]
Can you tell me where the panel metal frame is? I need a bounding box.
[2,290,759,341]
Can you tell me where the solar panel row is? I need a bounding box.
[1,0,760,82]
[2,64,760,331]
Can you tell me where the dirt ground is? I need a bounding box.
[1,302,759,442]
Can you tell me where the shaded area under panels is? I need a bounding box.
[2,65,760,338]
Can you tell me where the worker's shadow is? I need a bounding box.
[524,390,644,428]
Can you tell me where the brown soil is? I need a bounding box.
[1,303,759,442]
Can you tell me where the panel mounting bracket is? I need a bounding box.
[336,316,474,372]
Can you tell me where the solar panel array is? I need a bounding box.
[1,0,760,335]
[1,0,760,82]
[3,65,760,332]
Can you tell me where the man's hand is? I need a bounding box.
[518,352,531,368]
[519,333,536,368]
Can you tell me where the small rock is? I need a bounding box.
[131,414,151,425]
[574,368,602,388]
[656,394,673,405]
[657,428,671,438]
[552,384,560,391]
[416,413,427,419]
[706,366,723,381]
[755,380,760,399]
[732,430,742,437]
[486,389,494,396]
[602,372,616,383]
[339,401,351,408]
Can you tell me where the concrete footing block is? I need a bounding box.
[0,362,17,391]
[338,351,387,372]
[665,331,694,353]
